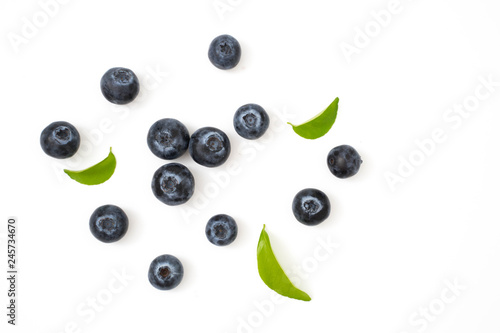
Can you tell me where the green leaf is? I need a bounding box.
[287,97,339,139]
[257,225,311,302]
[64,148,116,185]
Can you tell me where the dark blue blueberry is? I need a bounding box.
[100,67,140,105]
[208,34,241,70]
[89,205,129,243]
[148,254,184,290]
[40,121,80,159]
[151,163,195,206]
[147,118,190,160]
[292,188,331,226]
[233,104,270,140]
[327,145,362,179]
[189,127,231,168]
[205,214,238,246]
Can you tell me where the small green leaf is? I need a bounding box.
[287,97,339,139]
[64,148,116,185]
[257,225,311,301]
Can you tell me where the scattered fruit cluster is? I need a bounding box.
[39,34,362,295]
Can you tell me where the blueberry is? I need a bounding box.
[100,67,140,105]
[189,127,231,167]
[292,188,331,226]
[327,145,362,179]
[89,205,129,243]
[148,254,184,290]
[40,121,80,159]
[233,104,270,140]
[147,118,190,160]
[205,214,238,246]
[151,163,195,206]
[208,34,241,70]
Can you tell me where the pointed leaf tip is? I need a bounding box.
[288,97,339,140]
[64,148,116,185]
[257,225,311,301]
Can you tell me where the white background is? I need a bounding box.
[1,0,500,332]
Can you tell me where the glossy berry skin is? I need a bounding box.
[100,67,140,105]
[147,118,190,160]
[233,104,270,140]
[327,145,362,179]
[148,254,184,290]
[40,121,80,159]
[151,163,195,206]
[292,188,331,226]
[89,205,129,243]
[189,127,231,167]
[205,214,238,246]
[208,34,241,70]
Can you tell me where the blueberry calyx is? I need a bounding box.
[40,121,80,159]
[292,188,331,226]
[205,214,238,246]
[208,34,241,70]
